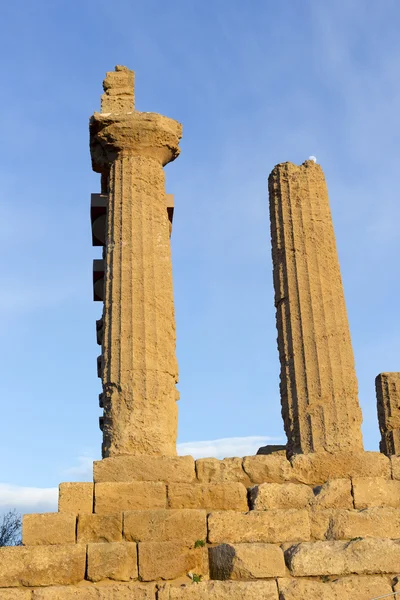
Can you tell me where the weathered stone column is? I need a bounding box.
[90,67,181,457]
[268,160,364,455]
[376,372,400,455]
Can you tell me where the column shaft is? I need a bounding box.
[268,161,363,455]
[101,152,178,456]
[376,373,400,456]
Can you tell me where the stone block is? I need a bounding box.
[124,509,206,544]
[167,483,247,511]
[290,452,390,484]
[209,543,286,579]
[58,482,94,513]
[195,458,250,485]
[249,483,313,510]
[242,455,293,483]
[0,544,86,587]
[22,512,76,545]
[94,456,195,483]
[391,456,400,479]
[311,507,400,540]
[158,580,279,599]
[353,477,400,508]
[138,542,208,582]
[95,482,166,513]
[87,542,138,582]
[208,510,310,544]
[285,538,400,576]
[77,513,122,543]
[277,576,393,600]
[0,591,32,599]
[32,583,156,599]
[311,478,353,509]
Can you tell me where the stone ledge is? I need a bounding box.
[285,538,400,576]
[95,482,166,513]
[58,482,94,513]
[208,510,310,544]
[124,509,206,544]
[0,544,86,587]
[167,483,248,511]
[158,580,278,599]
[30,583,155,599]
[94,456,195,483]
[209,543,286,579]
[22,513,76,546]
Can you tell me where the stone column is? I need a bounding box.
[268,160,363,455]
[90,67,182,457]
[376,372,400,455]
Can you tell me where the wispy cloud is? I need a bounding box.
[177,435,282,459]
[0,484,58,515]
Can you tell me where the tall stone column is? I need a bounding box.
[268,160,363,456]
[376,372,400,456]
[90,67,182,457]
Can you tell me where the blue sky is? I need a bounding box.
[1,0,400,513]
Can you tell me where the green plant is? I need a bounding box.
[192,574,203,584]
[194,539,206,548]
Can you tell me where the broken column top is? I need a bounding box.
[101,65,135,114]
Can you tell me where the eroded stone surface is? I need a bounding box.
[352,477,400,508]
[249,483,313,510]
[58,482,94,513]
[311,479,353,509]
[208,510,310,544]
[209,543,286,579]
[311,507,400,540]
[195,458,250,485]
[87,542,138,582]
[242,456,293,483]
[0,545,86,587]
[290,452,389,484]
[0,591,32,599]
[77,513,122,543]
[94,456,195,483]
[124,509,206,544]
[158,581,278,600]
[278,576,393,600]
[285,538,400,576]
[32,583,155,599]
[167,483,247,511]
[138,542,208,582]
[22,513,76,545]
[95,482,166,513]
[376,372,400,455]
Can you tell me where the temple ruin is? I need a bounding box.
[0,66,400,600]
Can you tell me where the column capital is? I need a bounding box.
[89,110,182,172]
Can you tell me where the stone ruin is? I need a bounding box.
[1,65,400,600]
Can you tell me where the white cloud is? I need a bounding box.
[177,435,282,459]
[0,484,58,515]
[64,455,94,480]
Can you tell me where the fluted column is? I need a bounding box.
[90,67,181,456]
[376,373,400,456]
[268,160,363,455]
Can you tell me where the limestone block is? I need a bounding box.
[0,591,32,599]
[249,483,313,510]
[208,510,310,544]
[242,455,293,483]
[124,509,206,544]
[277,576,393,600]
[285,538,400,576]
[290,452,390,484]
[209,543,286,579]
[138,542,208,581]
[94,456,195,483]
[158,581,278,600]
[352,477,400,508]
[0,544,86,587]
[22,512,76,545]
[311,479,353,509]
[195,458,250,485]
[167,483,247,511]
[87,542,138,582]
[58,482,94,513]
[376,372,400,455]
[32,583,155,599]
[391,456,400,479]
[77,513,122,543]
[95,482,166,513]
[311,507,400,540]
